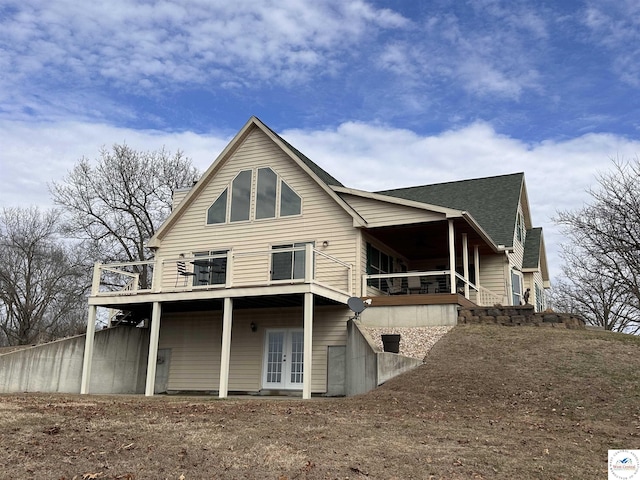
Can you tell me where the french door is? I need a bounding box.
[262,329,304,390]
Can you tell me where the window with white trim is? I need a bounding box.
[511,270,523,306]
[206,167,301,224]
[192,250,228,286]
[271,242,312,281]
[535,283,545,312]
[366,242,394,291]
[516,212,526,244]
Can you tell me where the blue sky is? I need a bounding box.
[2,0,640,280]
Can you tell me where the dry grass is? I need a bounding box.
[1,324,639,479]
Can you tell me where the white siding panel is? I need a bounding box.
[479,254,507,302]
[158,312,222,391]
[156,128,359,294]
[342,193,445,227]
[158,305,349,394]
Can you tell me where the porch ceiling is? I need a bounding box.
[366,219,496,260]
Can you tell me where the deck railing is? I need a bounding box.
[91,245,353,297]
[361,270,502,306]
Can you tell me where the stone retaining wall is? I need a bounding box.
[458,305,585,329]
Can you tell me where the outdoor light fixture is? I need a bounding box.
[322,240,329,247]
[250,322,257,332]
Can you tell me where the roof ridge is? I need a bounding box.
[259,120,344,187]
[377,172,524,193]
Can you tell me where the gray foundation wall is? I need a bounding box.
[360,304,458,327]
[0,326,149,394]
[345,320,422,396]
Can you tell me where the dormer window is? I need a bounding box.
[207,167,301,224]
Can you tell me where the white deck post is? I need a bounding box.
[448,220,456,294]
[303,292,314,399]
[219,297,233,398]
[152,258,163,293]
[80,305,98,394]
[225,250,234,288]
[145,302,162,396]
[462,233,470,298]
[304,243,314,283]
[474,245,480,291]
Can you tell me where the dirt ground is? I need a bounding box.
[1,324,638,479]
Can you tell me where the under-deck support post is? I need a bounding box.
[145,302,162,396]
[448,220,456,294]
[303,292,314,399]
[219,297,233,398]
[80,305,98,394]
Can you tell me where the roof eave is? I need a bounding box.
[460,211,503,253]
[334,186,460,217]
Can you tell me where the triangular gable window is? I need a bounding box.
[206,167,302,225]
[280,180,301,216]
[207,188,227,224]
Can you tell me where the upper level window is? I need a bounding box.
[280,181,301,216]
[256,167,277,219]
[207,188,227,225]
[230,170,252,222]
[516,212,526,244]
[206,167,301,225]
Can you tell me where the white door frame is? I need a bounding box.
[262,328,304,390]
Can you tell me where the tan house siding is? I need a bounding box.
[171,189,190,210]
[478,254,507,302]
[158,312,222,391]
[523,270,545,311]
[158,306,349,394]
[156,128,358,293]
[340,193,445,227]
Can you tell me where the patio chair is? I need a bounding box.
[175,260,197,287]
[407,276,424,294]
[385,277,405,295]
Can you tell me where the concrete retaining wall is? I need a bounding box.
[0,326,149,394]
[345,320,422,396]
[360,304,458,327]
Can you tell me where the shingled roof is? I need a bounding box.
[376,173,524,248]
[523,227,542,269]
[261,121,344,188]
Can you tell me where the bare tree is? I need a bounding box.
[50,144,199,288]
[549,246,640,333]
[555,158,640,333]
[0,207,88,346]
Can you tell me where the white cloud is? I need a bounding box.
[281,121,640,280]
[3,117,637,282]
[0,119,230,210]
[583,0,640,86]
[0,0,410,108]
[376,4,547,99]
